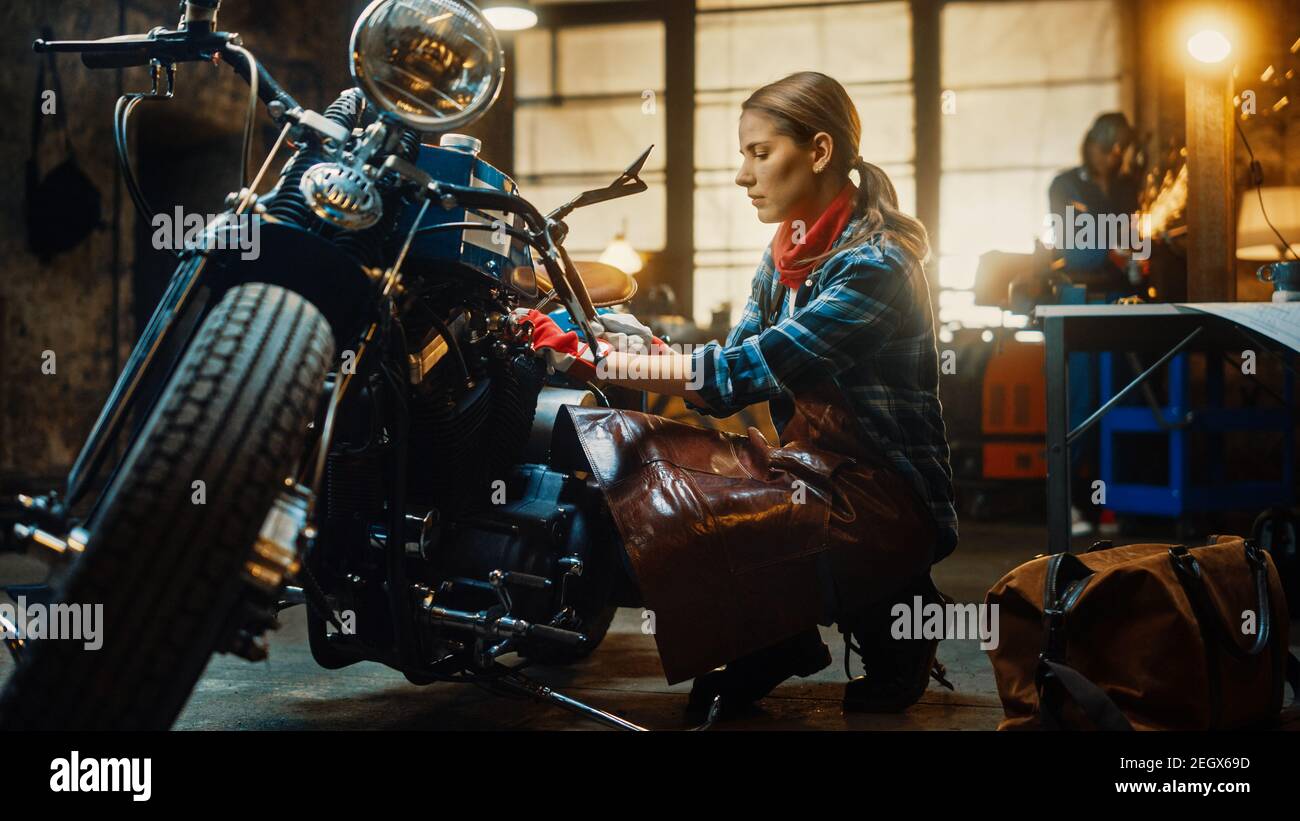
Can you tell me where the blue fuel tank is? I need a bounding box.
[396,134,537,298]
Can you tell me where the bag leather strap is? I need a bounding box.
[1040,653,1300,730]
[1038,659,1134,731]
[1039,552,1091,662]
[1168,541,1272,658]
[1035,552,1132,729]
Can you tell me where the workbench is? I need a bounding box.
[1035,302,1300,554]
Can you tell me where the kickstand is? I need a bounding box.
[492,670,722,731]
[930,658,955,691]
[494,669,649,731]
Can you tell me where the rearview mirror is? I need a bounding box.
[547,145,653,223]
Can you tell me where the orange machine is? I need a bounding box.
[981,341,1047,479]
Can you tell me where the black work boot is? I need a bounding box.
[840,573,955,713]
[685,627,832,720]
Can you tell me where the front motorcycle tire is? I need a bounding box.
[0,283,333,730]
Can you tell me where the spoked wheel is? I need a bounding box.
[0,283,333,730]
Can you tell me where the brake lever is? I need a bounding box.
[34,27,230,69]
[132,60,177,101]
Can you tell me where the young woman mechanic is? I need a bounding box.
[521,71,958,719]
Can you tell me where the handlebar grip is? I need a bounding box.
[33,35,158,69]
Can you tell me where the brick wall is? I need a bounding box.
[0,0,361,486]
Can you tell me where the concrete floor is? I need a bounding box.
[3,521,1298,730]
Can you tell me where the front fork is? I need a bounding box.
[6,252,228,664]
[67,253,213,515]
[10,252,213,569]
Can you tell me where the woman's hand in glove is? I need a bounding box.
[591,311,670,356]
[516,309,701,402]
[513,308,612,383]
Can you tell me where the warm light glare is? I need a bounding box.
[598,237,643,275]
[1187,29,1231,64]
[483,7,537,31]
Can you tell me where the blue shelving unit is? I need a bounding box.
[1098,350,1295,518]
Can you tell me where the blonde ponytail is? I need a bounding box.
[847,156,931,266]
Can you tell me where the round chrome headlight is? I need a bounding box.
[350,0,505,133]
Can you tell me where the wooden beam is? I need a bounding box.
[664,0,695,319]
[911,0,941,281]
[1184,67,1236,301]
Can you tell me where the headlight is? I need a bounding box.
[350,0,505,133]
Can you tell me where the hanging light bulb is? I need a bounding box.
[1187,29,1231,64]
[481,1,538,32]
[599,222,643,275]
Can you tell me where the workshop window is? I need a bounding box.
[693,0,915,328]
[937,0,1129,330]
[513,21,667,257]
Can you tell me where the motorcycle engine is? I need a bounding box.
[429,460,620,655]
[405,318,545,509]
[399,311,622,660]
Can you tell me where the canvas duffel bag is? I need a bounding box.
[986,535,1299,730]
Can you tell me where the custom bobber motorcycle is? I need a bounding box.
[4,0,679,731]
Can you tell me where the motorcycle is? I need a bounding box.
[3,0,689,731]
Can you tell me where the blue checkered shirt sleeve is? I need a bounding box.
[685,243,910,418]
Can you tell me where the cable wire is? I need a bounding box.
[224,42,259,197]
[113,93,157,228]
[1235,117,1299,261]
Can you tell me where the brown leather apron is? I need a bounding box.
[557,377,938,684]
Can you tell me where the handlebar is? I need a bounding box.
[33,28,299,112]
[33,34,158,69]
[34,28,222,67]
[220,45,300,113]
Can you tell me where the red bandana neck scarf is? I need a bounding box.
[772,181,858,290]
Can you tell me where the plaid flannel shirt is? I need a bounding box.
[685,218,959,562]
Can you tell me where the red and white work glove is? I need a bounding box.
[514,308,613,383]
[591,311,671,356]
[513,309,670,383]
